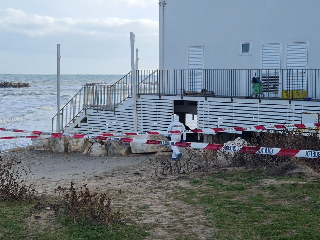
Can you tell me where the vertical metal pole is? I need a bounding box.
[130,32,138,131]
[135,48,139,70]
[57,44,61,133]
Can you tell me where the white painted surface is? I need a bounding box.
[286,42,308,69]
[188,46,203,91]
[69,94,320,134]
[302,113,318,124]
[159,0,320,70]
[262,43,281,69]
[70,96,174,134]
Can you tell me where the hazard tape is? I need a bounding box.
[1,134,319,160]
[0,128,181,136]
[1,122,320,138]
[192,122,320,134]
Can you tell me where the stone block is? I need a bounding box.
[130,134,171,154]
[105,141,131,156]
[31,138,50,150]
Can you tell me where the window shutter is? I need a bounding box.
[188,46,203,69]
[286,42,308,90]
[188,46,203,92]
[286,42,307,69]
[262,43,280,69]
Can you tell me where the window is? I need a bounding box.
[241,42,251,55]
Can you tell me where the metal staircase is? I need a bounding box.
[52,72,132,132]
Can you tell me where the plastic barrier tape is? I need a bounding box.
[1,134,320,160]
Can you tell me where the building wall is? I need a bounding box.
[159,0,320,69]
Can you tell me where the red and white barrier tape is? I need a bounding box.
[0,128,181,136]
[1,134,319,160]
[191,122,320,134]
[1,122,320,138]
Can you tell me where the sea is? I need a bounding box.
[0,74,121,151]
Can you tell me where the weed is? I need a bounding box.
[64,182,121,225]
[0,154,35,201]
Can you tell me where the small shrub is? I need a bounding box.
[0,154,35,201]
[64,182,121,225]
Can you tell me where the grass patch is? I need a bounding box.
[0,201,149,240]
[0,202,33,240]
[60,219,149,240]
[174,170,320,239]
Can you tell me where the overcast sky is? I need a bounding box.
[0,0,159,74]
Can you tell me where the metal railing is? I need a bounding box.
[52,88,84,132]
[53,69,320,132]
[83,72,132,110]
[52,72,132,132]
[137,69,320,100]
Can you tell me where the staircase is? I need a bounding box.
[52,72,132,133]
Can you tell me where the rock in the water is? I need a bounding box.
[0,82,29,88]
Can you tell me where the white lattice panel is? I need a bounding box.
[73,98,135,134]
[68,94,319,134]
[68,96,173,134]
[198,98,320,128]
[137,96,173,132]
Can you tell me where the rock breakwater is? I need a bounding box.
[0,82,29,88]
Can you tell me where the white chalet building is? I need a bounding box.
[159,0,319,70]
[54,0,320,136]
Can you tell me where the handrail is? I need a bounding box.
[52,72,133,132]
[83,71,132,111]
[52,87,84,132]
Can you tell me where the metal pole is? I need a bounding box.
[57,44,61,133]
[130,32,138,131]
[135,48,139,70]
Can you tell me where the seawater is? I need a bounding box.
[0,74,121,151]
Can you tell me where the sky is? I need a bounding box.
[0,0,159,74]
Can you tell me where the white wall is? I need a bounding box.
[159,0,320,69]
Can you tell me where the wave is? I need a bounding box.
[0,116,27,124]
[36,106,56,111]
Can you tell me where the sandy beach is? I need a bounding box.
[1,148,214,239]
